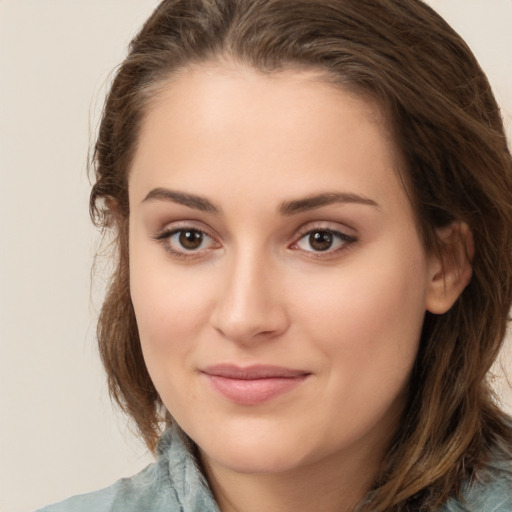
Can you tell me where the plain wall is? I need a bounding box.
[0,1,511,511]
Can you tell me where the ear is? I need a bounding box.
[105,196,120,216]
[104,196,125,225]
[426,221,474,315]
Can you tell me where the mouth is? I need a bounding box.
[200,364,311,405]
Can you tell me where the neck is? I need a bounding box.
[201,437,387,512]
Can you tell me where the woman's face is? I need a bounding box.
[128,64,437,478]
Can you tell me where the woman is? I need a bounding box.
[38,0,512,510]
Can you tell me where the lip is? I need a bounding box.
[200,364,311,405]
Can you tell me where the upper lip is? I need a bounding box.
[201,364,310,380]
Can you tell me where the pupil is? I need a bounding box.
[309,231,333,251]
[179,230,203,250]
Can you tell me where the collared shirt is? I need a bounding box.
[36,427,512,512]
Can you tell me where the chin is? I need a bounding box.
[202,441,308,475]
[191,420,312,475]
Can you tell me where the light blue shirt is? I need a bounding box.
[36,427,512,512]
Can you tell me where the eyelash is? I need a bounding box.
[154,226,218,259]
[153,224,357,260]
[292,227,357,257]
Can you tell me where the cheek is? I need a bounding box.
[129,263,218,417]
[131,266,213,355]
[128,224,218,371]
[292,240,428,391]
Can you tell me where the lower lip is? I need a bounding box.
[203,374,308,405]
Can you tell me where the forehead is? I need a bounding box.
[138,63,389,149]
[129,63,407,214]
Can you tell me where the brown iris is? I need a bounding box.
[179,230,204,250]
[309,231,334,251]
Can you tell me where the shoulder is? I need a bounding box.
[35,461,176,512]
[35,427,219,512]
[442,458,512,512]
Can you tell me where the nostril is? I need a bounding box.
[211,305,289,344]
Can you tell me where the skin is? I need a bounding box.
[128,63,468,512]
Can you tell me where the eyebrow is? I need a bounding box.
[279,192,380,215]
[142,188,380,216]
[142,188,221,214]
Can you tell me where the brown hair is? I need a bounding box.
[90,0,512,510]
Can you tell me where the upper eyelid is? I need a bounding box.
[293,220,356,238]
[154,220,216,238]
[154,226,220,260]
[293,228,356,246]
[290,223,358,253]
[152,220,356,245]
[157,228,219,249]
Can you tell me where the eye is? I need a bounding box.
[295,229,355,253]
[172,229,208,251]
[156,227,219,257]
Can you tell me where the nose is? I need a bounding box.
[210,249,289,344]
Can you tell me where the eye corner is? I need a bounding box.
[291,226,358,258]
[152,223,221,261]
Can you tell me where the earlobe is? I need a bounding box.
[426,221,474,315]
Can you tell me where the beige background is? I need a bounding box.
[0,1,511,511]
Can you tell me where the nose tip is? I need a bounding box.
[213,310,286,343]
[210,259,289,344]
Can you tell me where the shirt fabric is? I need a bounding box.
[36,427,512,512]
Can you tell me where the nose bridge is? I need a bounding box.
[211,243,287,342]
